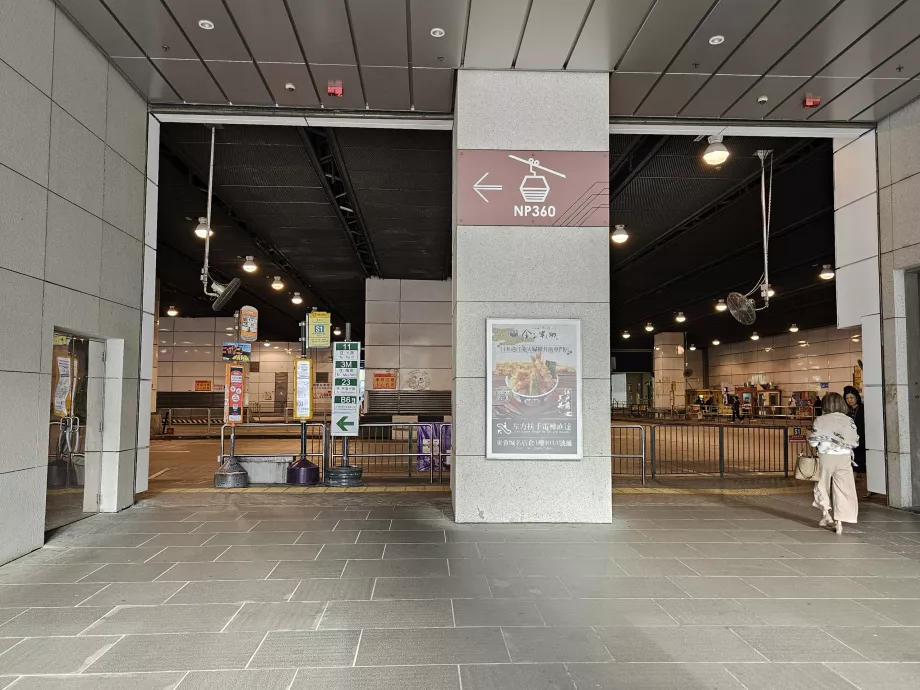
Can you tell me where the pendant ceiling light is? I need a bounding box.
[611,224,629,244]
[291,292,303,305]
[242,256,257,273]
[644,322,654,332]
[715,299,727,312]
[819,264,835,280]
[166,306,178,317]
[271,276,284,290]
[703,135,729,166]
[194,217,213,238]
[675,312,686,323]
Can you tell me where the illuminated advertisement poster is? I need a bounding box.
[222,342,251,362]
[486,319,582,460]
[225,364,245,425]
[293,358,314,420]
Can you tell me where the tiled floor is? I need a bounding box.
[1,491,920,688]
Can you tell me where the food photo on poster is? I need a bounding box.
[486,318,582,460]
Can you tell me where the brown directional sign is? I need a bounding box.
[457,150,609,227]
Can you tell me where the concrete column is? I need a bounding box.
[451,71,611,523]
[653,333,687,408]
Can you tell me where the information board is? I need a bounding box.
[294,358,314,420]
[332,341,360,437]
[239,306,258,342]
[225,364,245,425]
[308,311,332,348]
[222,342,251,362]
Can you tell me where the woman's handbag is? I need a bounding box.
[795,452,820,481]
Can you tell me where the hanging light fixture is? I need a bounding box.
[766,286,775,297]
[271,276,284,290]
[715,299,727,312]
[689,344,696,351]
[333,326,342,336]
[702,135,729,165]
[675,311,686,323]
[712,339,720,346]
[166,306,178,317]
[789,324,799,333]
[611,224,629,244]
[819,264,835,280]
[622,331,630,339]
[291,292,303,305]
[750,332,760,341]
[194,217,213,238]
[644,322,654,332]
[242,256,257,273]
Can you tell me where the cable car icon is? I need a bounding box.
[509,155,566,203]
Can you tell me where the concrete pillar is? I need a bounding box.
[653,333,687,408]
[451,71,611,523]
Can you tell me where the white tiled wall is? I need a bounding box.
[708,326,863,393]
[653,332,687,408]
[365,278,452,391]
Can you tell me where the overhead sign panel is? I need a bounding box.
[332,341,360,437]
[457,150,609,227]
[308,311,332,348]
[239,306,258,342]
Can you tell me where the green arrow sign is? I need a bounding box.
[336,416,355,431]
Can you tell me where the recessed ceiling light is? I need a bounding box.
[430,27,445,38]
[709,35,725,45]
[198,19,215,30]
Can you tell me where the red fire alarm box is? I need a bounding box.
[327,80,343,97]
[803,95,821,108]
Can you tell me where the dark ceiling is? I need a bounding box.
[157,126,835,350]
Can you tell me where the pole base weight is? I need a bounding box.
[214,457,249,489]
[326,465,363,488]
[287,461,320,486]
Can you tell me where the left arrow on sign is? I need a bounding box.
[473,172,502,202]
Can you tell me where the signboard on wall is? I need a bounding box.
[332,341,360,436]
[373,371,398,390]
[457,150,609,227]
[314,382,332,400]
[194,380,212,392]
[225,364,245,425]
[294,358,314,420]
[308,311,332,348]
[239,306,258,342]
[222,342,251,362]
[486,318,583,460]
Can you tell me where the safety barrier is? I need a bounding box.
[611,403,815,424]
[610,424,646,485]
[219,422,327,464]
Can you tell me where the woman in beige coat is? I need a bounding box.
[808,392,859,534]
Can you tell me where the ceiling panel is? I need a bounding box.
[866,35,920,80]
[819,1,920,78]
[463,0,529,69]
[162,0,250,61]
[56,0,142,57]
[567,0,655,71]
[206,61,272,105]
[409,0,468,68]
[348,0,409,67]
[515,0,591,70]
[723,75,804,118]
[103,0,197,60]
[719,0,838,76]
[808,78,906,121]
[310,64,366,109]
[766,76,858,120]
[852,77,920,120]
[412,68,454,112]
[770,0,901,77]
[636,73,709,116]
[362,66,410,110]
[287,0,356,65]
[224,0,304,63]
[112,57,179,102]
[609,72,658,115]
[257,63,320,107]
[669,0,773,75]
[680,74,758,117]
[618,0,716,73]
[153,58,225,103]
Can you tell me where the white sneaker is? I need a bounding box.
[835,520,844,535]
[818,515,833,528]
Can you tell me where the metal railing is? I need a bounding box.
[219,422,328,465]
[611,403,816,424]
[611,424,646,484]
[329,422,450,483]
[647,424,791,477]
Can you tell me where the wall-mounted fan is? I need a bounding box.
[726,150,774,325]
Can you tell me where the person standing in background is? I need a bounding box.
[843,385,869,498]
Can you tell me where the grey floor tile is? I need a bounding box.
[395,520,457,531]
[372,576,491,600]
[86,603,240,634]
[110,522,204,534]
[849,559,920,577]
[535,598,676,626]
[248,630,360,668]
[453,599,544,627]
[0,564,104,584]
[587,529,652,543]
[824,626,920,661]
[669,576,769,599]
[629,543,705,558]
[742,577,883,599]
[79,581,186,607]
[290,665,460,690]
[167,579,298,605]
[561,576,686,598]
[357,627,508,665]
[781,544,905,559]
[189,521,263,534]
[859,598,920,625]
[733,626,866,662]
[224,602,325,632]
[641,530,740,543]
[724,662,862,690]
[0,584,105,607]
[537,543,642,559]
[597,625,764,662]
[140,534,218,548]
[849,576,920,598]
[830,662,920,689]
[0,609,24,626]
[383,543,479,559]
[217,545,322,562]
[657,599,767,625]
[315,510,370,520]
[87,632,266,672]
[729,519,813,531]
[334,519,392,531]
[319,599,453,629]
[0,606,110,636]
[488,576,571,599]
[448,558,520,577]
[517,558,623,578]
[503,626,611,662]
[445,529,505,543]
[316,544,384,560]
[741,598,900,627]
[207,532,304,546]
[0,636,120,674]
[567,662,743,689]
[357,530,445,544]
[159,562,276,581]
[48,534,158,548]
[295,531,360,545]
[680,559,800,577]
[342,559,447,578]
[725,530,803,544]
[501,530,593,543]
[612,559,696,576]
[460,663,575,690]
[50,548,166,564]
[689,543,801,559]
[778,530,865,544]
[477,543,545,559]
[82,563,176,583]
[784,558,875,577]
[291,578,375,602]
[147,547,230,563]
[7,672,186,690]
[178,669,296,690]
[652,519,740,530]
[252,520,339,533]
[267,561,345,579]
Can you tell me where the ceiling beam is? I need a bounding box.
[610,135,670,200]
[297,127,382,278]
